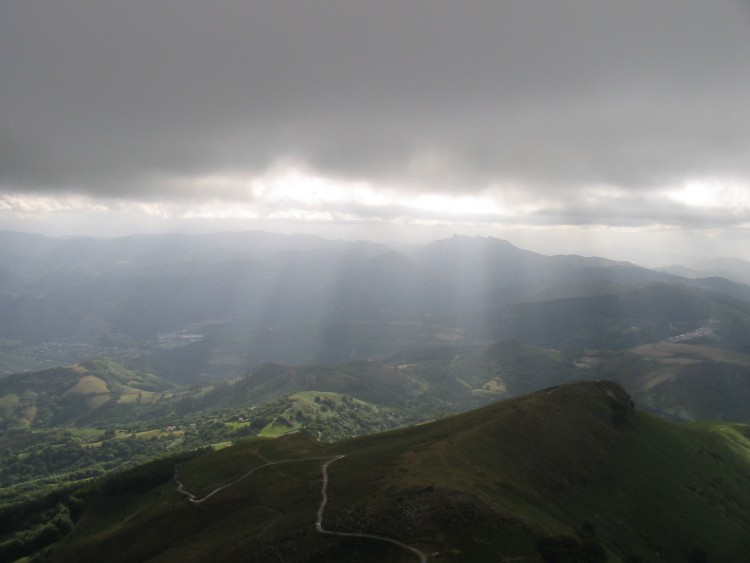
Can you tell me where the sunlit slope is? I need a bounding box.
[0,359,174,427]
[0,359,417,432]
[240,361,420,406]
[33,381,750,562]
[252,391,409,441]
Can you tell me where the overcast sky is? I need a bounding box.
[2,1,750,264]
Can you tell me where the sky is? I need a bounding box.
[2,1,750,266]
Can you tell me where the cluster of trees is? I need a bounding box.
[1,436,167,488]
[0,490,83,561]
[0,448,208,562]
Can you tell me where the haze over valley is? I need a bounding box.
[1,230,750,561]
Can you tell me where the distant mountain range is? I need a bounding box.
[4,231,750,561]
[659,256,750,285]
[3,230,750,381]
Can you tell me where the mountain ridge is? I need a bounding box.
[7,380,749,562]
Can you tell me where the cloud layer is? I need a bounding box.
[2,1,750,230]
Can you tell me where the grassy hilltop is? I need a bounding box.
[4,381,749,562]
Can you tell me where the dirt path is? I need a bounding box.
[314,455,428,563]
[175,456,333,505]
[175,454,428,561]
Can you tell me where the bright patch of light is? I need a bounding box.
[405,193,501,216]
[670,178,750,211]
[0,193,111,215]
[267,210,336,222]
[252,165,392,209]
[179,203,260,220]
[178,163,512,222]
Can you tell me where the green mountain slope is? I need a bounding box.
[0,359,175,428]
[0,358,426,507]
[6,340,750,512]
[251,391,409,441]
[498,282,750,353]
[239,361,421,407]
[578,342,750,423]
[10,381,749,562]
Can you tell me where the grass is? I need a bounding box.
[259,421,296,437]
[567,413,750,560]
[326,382,750,561]
[67,428,104,442]
[0,393,19,409]
[0,358,178,429]
[20,382,750,562]
[224,421,250,430]
[63,375,109,395]
[210,441,232,450]
[580,343,750,423]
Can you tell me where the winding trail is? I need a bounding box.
[175,454,428,561]
[315,455,428,563]
[175,456,333,505]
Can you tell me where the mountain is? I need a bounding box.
[494,282,750,354]
[660,257,750,286]
[0,359,175,428]
[579,342,750,423]
[3,230,750,384]
[238,361,420,407]
[6,334,750,511]
[0,360,419,508]
[5,381,749,562]
[4,231,750,560]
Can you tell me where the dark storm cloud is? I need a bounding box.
[2,1,750,212]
